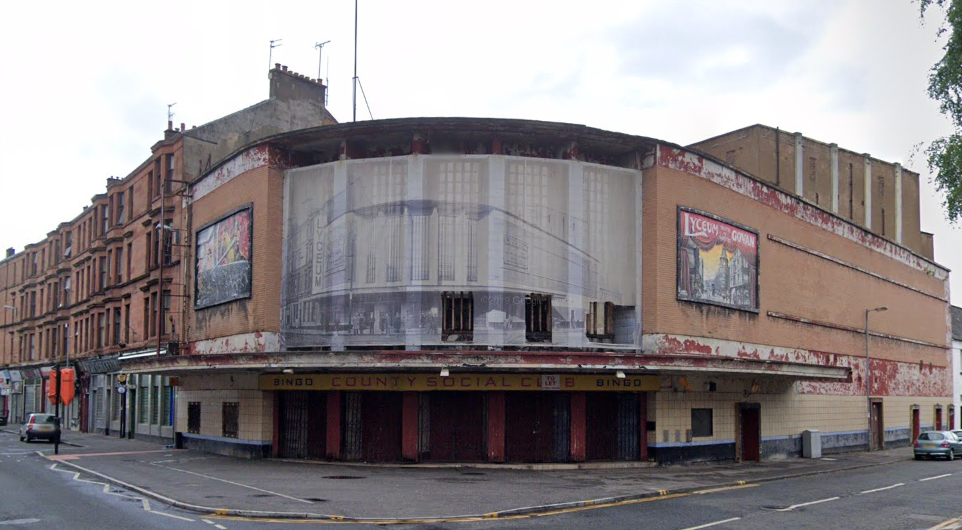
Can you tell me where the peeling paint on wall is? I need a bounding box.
[657,145,948,281]
[643,333,950,397]
[184,332,283,355]
[194,145,271,201]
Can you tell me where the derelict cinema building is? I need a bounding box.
[124,104,951,464]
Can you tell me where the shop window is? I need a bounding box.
[441,291,473,342]
[161,385,172,426]
[222,402,239,439]
[692,408,713,437]
[525,293,552,343]
[187,402,201,434]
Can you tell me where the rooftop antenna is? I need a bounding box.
[167,102,177,123]
[269,39,283,70]
[353,0,358,122]
[315,40,331,81]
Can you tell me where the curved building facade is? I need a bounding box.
[112,118,951,464]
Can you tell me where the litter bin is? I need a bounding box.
[802,429,822,458]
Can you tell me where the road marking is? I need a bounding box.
[202,520,228,530]
[150,462,313,504]
[47,463,194,522]
[859,483,904,494]
[921,474,953,482]
[678,517,741,530]
[0,520,42,526]
[775,497,840,512]
[694,484,758,494]
[929,518,962,530]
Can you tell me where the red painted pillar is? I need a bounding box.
[487,392,506,463]
[570,392,587,462]
[272,392,280,458]
[639,393,648,461]
[326,391,342,460]
[401,392,420,462]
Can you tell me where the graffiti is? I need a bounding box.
[195,207,252,309]
[677,208,758,312]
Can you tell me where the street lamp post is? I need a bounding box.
[865,306,888,451]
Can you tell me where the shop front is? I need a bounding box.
[261,372,659,464]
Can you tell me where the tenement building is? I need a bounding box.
[0,65,335,441]
[0,100,951,462]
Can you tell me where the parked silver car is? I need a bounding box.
[913,430,962,460]
[19,413,61,444]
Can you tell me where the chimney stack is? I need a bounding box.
[5,248,15,258]
[269,64,327,107]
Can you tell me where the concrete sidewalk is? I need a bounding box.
[3,429,912,523]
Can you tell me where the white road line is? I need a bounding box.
[775,497,840,512]
[151,463,312,504]
[859,483,905,494]
[141,499,194,522]
[921,474,953,482]
[0,519,42,526]
[678,518,742,530]
[48,463,195,522]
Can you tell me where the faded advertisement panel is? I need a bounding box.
[677,208,758,312]
[282,155,641,349]
[195,206,253,309]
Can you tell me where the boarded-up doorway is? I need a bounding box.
[738,403,760,462]
[505,392,558,462]
[424,392,486,462]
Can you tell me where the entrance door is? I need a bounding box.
[278,391,326,459]
[739,404,760,462]
[871,401,884,450]
[936,406,943,431]
[505,392,556,462]
[912,407,921,442]
[426,392,486,462]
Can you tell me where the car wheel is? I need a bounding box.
[948,450,954,460]
[915,454,923,460]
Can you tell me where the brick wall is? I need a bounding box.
[642,162,948,370]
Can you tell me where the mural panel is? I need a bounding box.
[677,208,758,312]
[195,206,252,309]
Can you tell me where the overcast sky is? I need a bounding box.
[1,0,959,302]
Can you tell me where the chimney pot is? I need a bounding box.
[167,121,173,131]
[275,62,281,70]
[180,122,185,132]
[282,65,288,72]
[5,247,14,258]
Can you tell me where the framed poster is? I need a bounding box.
[195,206,253,309]
[677,207,758,312]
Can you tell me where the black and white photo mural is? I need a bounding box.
[281,156,643,350]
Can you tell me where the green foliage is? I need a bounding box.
[922,0,962,222]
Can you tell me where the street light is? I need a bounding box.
[865,306,888,451]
